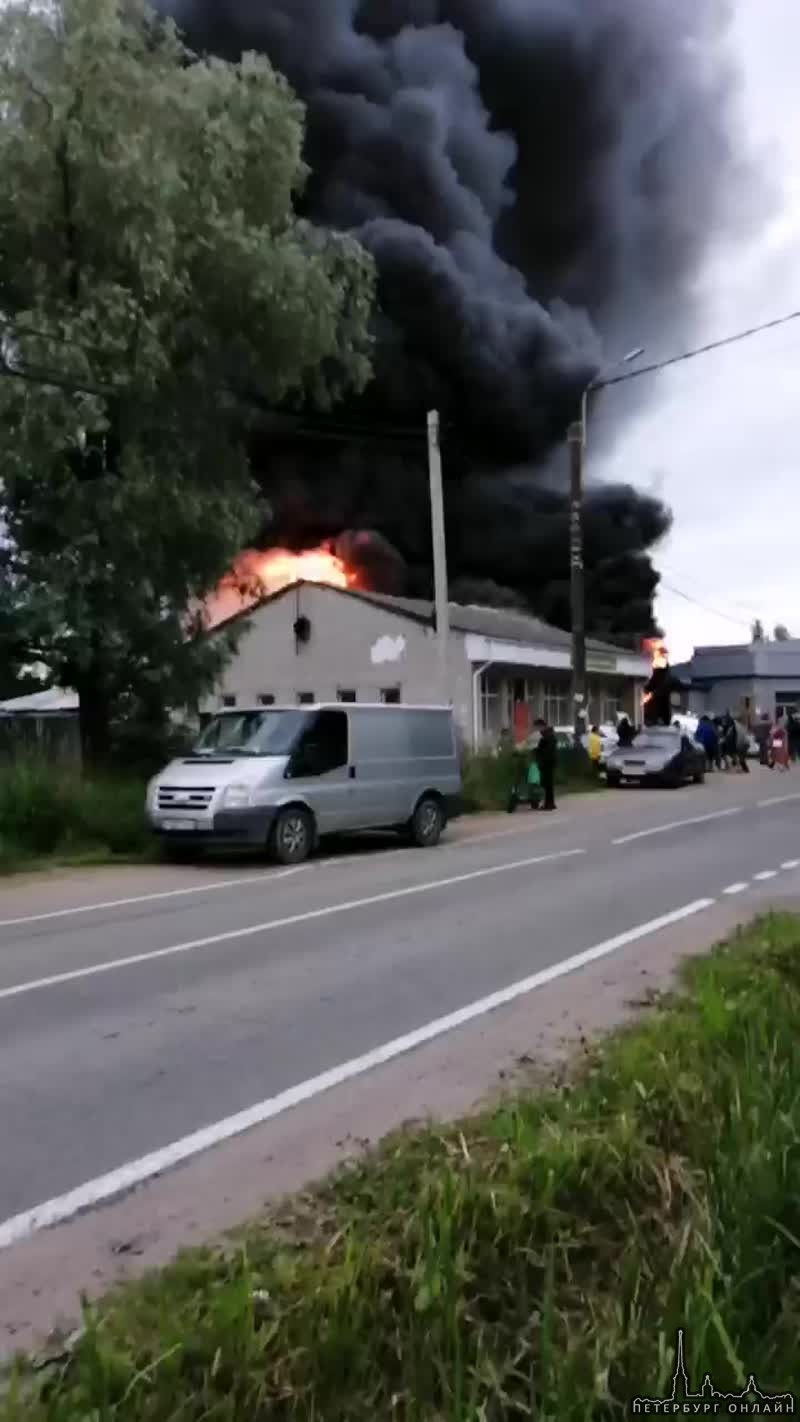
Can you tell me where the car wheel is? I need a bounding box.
[410,795,445,848]
[271,806,314,865]
[693,769,705,785]
[606,771,622,788]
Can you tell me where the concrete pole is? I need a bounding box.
[568,417,586,744]
[427,410,451,704]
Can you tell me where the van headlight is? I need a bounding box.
[221,783,253,809]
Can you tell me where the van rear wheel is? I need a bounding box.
[410,796,444,848]
[270,807,314,865]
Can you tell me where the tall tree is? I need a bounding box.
[0,0,374,762]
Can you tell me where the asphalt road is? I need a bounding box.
[1,769,798,1237]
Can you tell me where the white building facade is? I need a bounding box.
[209,582,649,749]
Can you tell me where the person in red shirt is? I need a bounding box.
[771,713,790,771]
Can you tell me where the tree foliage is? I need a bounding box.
[0,0,375,759]
[774,624,791,642]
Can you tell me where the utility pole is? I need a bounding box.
[566,350,644,746]
[568,418,586,744]
[427,410,451,704]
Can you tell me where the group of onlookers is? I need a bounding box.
[503,705,799,814]
[694,709,799,772]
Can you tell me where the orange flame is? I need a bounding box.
[206,543,359,626]
[643,636,668,670]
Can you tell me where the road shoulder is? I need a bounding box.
[2,886,793,1358]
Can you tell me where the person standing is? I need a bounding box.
[771,713,790,771]
[734,719,750,773]
[720,713,738,770]
[588,724,603,775]
[695,714,718,772]
[754,714,772,766]
[534,717,558,811]
[787,711,800,764]
[617,715,635,749]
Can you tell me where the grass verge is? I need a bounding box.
[0,760,150,873]
[4,913,800,1418]
[463,745,603,811]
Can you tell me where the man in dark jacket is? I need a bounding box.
[617,716,635,748]
[534,718,558,810]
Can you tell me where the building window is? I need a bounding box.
[337,689,357,703]
[381,687,401,704]
[543,684,570,728]
[297,692,315,705]
[479,680,501,743]
[258,693,275,706]
[222,695,237,708]
[601,693,621,726]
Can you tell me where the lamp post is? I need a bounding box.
[568,347,645,744]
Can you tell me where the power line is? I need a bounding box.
[598,307,800,390]
[657,578,753,630]
[658,562,766,624]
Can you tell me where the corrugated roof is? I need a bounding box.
[214,580,636,658]
[0,687,79,714]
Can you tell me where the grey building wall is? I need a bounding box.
[209,583,475,738]
[688,641,800,719]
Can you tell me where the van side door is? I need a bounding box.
[286,710,354,833]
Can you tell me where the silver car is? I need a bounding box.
[606,726,707,788]
[147,703,463,864]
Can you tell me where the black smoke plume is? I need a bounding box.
[174,0,750,642]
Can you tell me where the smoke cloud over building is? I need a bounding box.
[174,0,754,641]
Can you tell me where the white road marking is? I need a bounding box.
[0,867,304,931]
[723,883,749,895]
[0,895,714,1249]
[612,807,742,846]
[0,848,585,1002]
[753,870,778,881]
[781,860,800,871]
[758,793,800,808]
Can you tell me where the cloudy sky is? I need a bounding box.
[596,0,800,663]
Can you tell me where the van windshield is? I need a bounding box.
[194,710,310,757]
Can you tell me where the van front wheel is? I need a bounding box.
[270,807,314,865]
[410,796,444,849]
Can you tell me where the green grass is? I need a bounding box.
[0,759,150,872]
[0,749,593,876]
[5,914,800,1419]
[463,745,603,812]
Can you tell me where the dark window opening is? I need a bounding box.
[381,687,401,704]
[297,692,315,705]
[337,689,357,703]
[222,695,237,708]
[294,710,348,777]
[258,693,275,706]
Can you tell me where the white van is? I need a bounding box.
[146,703,463,864]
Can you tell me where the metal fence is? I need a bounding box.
[0,714,81,763]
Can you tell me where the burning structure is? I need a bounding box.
[177,0,757,636]
[642,637,684,726]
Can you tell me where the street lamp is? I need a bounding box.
[567,346,645,743]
